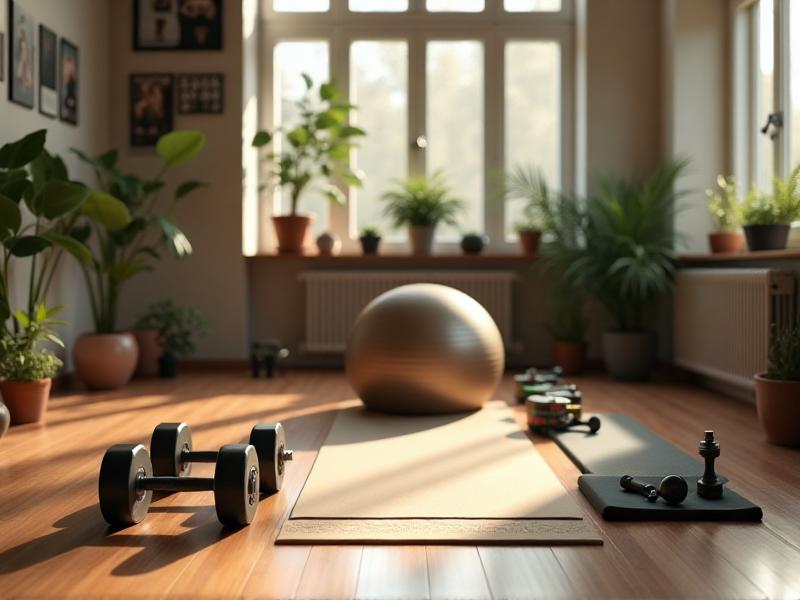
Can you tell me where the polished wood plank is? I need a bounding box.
[0,371,798,599]
[355,547,429,600]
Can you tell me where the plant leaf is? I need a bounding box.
[0,130,47,169]
[42,231,92,265]
[156,131,206,167]
[0,194,22,240]
[301,73,313,90]
[155,216,193,257]
[175,180,205,200]
[320,82,338,101]
[109,259,149,284]
[31,181,89,219]
[252,131,272,147]
[339,125,366,138]
[82,191,131,230]
[6,235,52,257]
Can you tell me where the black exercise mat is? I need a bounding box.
[551,414,713,478]
[578,475,763,521]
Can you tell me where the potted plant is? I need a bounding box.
[72,130,206,389]
[134,300,207,378]
[252,74,366,255]
[755,323,800,446]
[461,232,488,255]
[706,175,744,253]
[504,166,550,256]
[545,160,688,380]
[381,171,463,255]
[0,305,63,425]
[741,165,800,251]
[359,225,382,255]
[543,285,588,375]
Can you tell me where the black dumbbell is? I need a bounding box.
[620,474,689,505]
[150,422,293,495]
[98,443,259,526]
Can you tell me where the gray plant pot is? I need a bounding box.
[602,331,656,381]
[409,225,436,255]
[743,224,790,252]
[0,399,9,442]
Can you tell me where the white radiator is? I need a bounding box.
[300,270,516,352]
[674,269,796,390]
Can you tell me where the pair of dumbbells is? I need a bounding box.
[99,422,293,528]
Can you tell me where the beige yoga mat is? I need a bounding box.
[278,401,601,544]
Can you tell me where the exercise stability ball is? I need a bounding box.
[345,283,505,414]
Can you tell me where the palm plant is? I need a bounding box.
[504,165,552,233]
[550,159,688,332]
[381,171,464,228]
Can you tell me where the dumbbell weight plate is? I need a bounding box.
[249,423,287,494]
[151,422,193,478]
[98,444,153,526]
[214,444,260,526]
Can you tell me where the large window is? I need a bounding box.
[259,0,573,253]
[733,0,800,192]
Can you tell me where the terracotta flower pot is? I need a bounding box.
[73,333,139,390]
[603,331,656,381]
[708,232,744,254]
[132,328,161,378]
[273,215,313,255]
[743,224,790,252]
[409,225,436,255]
[552,340,586,375]
[518,230,541,256]
[1,378,52,425]
[755,374,800,446]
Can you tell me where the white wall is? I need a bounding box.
[109,0,248,359]
[664,0,730,253]
[0,0,111,368]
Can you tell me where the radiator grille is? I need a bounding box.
[674,269,796,389]
[300,270,516,352]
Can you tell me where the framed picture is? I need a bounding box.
[59,38,79,125]
[9,0,35,108]
[177,73,224,114]
[130,73,174,147]
[38,25,57,118]
[134,0,223,51]
[0,32,5,82]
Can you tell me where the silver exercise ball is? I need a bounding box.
[345,283,505,414]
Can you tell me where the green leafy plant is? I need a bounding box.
[545,159,688,333]
[360,225,381,238]
[252,74,366,215]
[706,175,741,232]
[73,131,206,333]
[543,284,588,343]
[741,165,800,225]
[382,171,464,228]
[0,304,65,381]
[504,165,552,233]
[766,323,800,381]
[134,299,207,359]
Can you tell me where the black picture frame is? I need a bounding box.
[38,24,57,118]
[8,0,35,109]
[133,0,223,51]
[130,73,175,147]
[177,72,224,114]
[59,38,79,125]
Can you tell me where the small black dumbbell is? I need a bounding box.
[620,474,689,505]
[150,422,293,495]
[697,430,724,499]
[569,415,601,434]
[99,443,259,526]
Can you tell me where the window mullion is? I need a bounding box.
[409,32,427,177]
[775,0,791,177]
[330,27,351,244]
[485,33,505,249]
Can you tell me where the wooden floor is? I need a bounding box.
[1,371,799,599]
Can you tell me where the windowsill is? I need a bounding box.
[680,249,800,263]
[246,252,536,262]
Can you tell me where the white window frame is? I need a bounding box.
[731,0,795,192]
[257,0,575,254]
